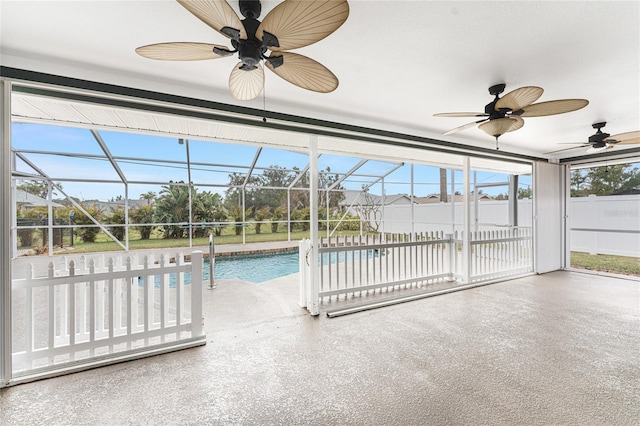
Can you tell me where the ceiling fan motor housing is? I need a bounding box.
[589,133,609,148]
[237,18,265,68]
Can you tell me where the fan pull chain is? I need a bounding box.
[495,136,500,150]
[262,83,267,123]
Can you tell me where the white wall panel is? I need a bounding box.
[534,161,563,273]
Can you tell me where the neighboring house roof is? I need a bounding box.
[340,190,412,207]
[89,199,149,211]
[414,194,493,204]
[15,190,63,207]
[606,188,640,196]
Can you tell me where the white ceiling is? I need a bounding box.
[1,0,639,161]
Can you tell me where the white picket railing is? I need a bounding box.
[300,230,533,314]
[320,233,452,299]
[469,228,533,282]
[10,251,204,378]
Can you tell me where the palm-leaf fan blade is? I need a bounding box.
[495,86,543,111]
[434,112,488,118]
[266,52,338,93]
[608,131,640,145]
[520,99,589,117]
[443,119,488,136]
[229,62,264,100]
[135,42,231,60]
[543,145,588,155]
[257,0,349,51]
[177,0,246,39]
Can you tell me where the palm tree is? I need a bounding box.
[253,206,271,234]
[229,205,252,236]
[271,206,286,233]
[140,191,156,206]
[194,191,228,237]
[154,183,191,239]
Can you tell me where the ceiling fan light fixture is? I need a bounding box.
[586,145,609,154]
[479,118,518,137]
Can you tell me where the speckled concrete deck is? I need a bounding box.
[1,270,638,425]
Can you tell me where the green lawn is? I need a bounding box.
[571,251,640,276]
[48,227,365,255]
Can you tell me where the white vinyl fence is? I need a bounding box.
[380,196,639,257]
[570,195,640,257]
[10,251,205,381]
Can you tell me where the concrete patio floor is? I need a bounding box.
[1,270,638,425]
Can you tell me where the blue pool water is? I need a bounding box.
[206,251,299,283]
[140,251,299,287]
[142,248,383,286]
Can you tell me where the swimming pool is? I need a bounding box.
[205,251,299,283]
[144,248,382,286]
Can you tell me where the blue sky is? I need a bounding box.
[12,122,531,202]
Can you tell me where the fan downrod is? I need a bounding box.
[239,0,261,19]
[488,83,506,97]
[592,121,606,131]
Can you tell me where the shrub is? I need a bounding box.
[73,204,103,243]
[130,205,154,240]
[106,207,126,240]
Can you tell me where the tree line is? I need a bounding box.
[16,165,350,245]
[571,164,640,197]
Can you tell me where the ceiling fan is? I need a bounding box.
[136,0,349,101]
[434,83,589,149]
[545,122,640,154]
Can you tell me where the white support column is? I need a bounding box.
[325,190,330,239]
[381,178,385,238]
[190,251,203,337]
[185,139,193,248]
[462,157,471,283]
[287,189,291,242]
[473,170,478,232]
[508,174,518,226]
[533,161,563,273]
[241,189,246,245]
[450,168,456,234]
[562,164,571,269]
[1,78,13,386]
[47,180,53,255]
[309,135,320,316]
[11,164,16,259]
[124,184,129,251]
[410,163,415,238]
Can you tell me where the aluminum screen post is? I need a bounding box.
[1,77,13,386]
[191,251,203,337]
[309,135,320,316]
[208,234,215,290]
[463,157,471,284]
